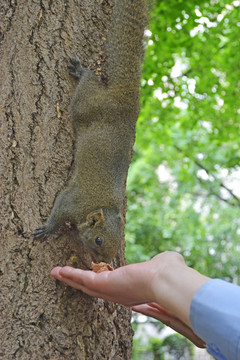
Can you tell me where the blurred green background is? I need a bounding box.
[126,1,240,357]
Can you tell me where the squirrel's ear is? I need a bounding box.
[87,209,104,227]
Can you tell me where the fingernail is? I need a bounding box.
[50,267,62,278]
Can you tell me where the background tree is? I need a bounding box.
[126,0,240,281]
[129,1,240,356]
[0,1,133,359]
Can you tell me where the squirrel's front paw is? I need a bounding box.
[33,224,52,239]
[68,57,84,79]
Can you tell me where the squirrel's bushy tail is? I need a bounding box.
[105,0,147,86]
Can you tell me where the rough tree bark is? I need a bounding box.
[0,1,134,359]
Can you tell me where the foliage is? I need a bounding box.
[126,0,240,282]
[151,334,194,360]
[132,333,194,360]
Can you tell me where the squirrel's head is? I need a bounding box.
[77,208,124,263]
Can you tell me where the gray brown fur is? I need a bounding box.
[33,0,147,262]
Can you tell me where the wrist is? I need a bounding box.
[150,252,210,326]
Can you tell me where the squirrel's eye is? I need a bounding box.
[95,237,102,246]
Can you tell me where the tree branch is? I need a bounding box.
[174,145,240,206]
[194,159,240,205]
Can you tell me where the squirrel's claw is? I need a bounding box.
[33,225,51,239]
[68,57,80,66]
[68,57,84,79]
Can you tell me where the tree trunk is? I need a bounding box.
[0,1,133,359]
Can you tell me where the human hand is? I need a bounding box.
[51,252,184,306]
[51,251,208,348]
[51,256,158,306]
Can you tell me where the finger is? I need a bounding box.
[51,266,127,302]
[132,304,206,348]
[132,303,172,321]
[51,266,94,283]
[144,302,177,318]
[52,266,112,289]
[51,266,113,296]
[51,267,64,280]
[51,266,149,306]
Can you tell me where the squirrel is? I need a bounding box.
[33,0,147,263]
